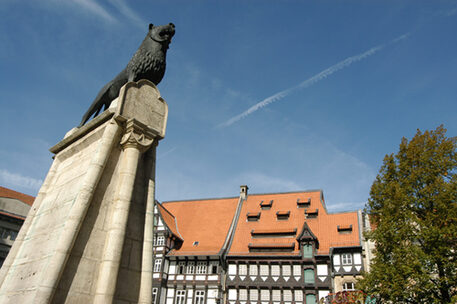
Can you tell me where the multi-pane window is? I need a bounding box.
[196,262,207,274]
[294,290,303,302]
[0,228,17,240]
[293,265,301,276]
[260,289,270,301]
[342,253,352,265]
[0,228,9,239]
[249,289,259,301]
[154,259,162,272]
[260,264,269,276]
[283,290,292,302]
[195,290,205,304]
[272,290,281,301]
[271,265,280,276]
[238,264,247,276]
[187,262,195,274]
[177,261,185,274]
[154,235,165,246]
[152,288,158,304]
[175,290,186,304]
[249,264,258,276]
[304,269,315,284]
[342,282,355,291]
[282,265,291,276]
[239,289,247,301]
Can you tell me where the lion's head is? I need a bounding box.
[148,23,175,48]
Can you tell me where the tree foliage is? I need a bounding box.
[358,126,457,304]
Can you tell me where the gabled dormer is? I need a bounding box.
[297,222,319,259]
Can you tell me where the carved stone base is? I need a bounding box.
[0,80,167,304]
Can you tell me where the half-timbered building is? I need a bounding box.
[153,186,369,304]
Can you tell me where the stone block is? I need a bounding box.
[0,81,165,303]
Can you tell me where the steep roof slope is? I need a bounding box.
[227,190,360,256]
[161,197,239,256]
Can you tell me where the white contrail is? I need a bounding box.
[218,33,410,128]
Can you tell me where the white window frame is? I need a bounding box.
[271,265,280,276]
[209,262,218,274]
[178,261,186,274]
[154,235,165,246]
[260,264,269,276]
[272,289,281,301]
[154,259,162,272]
[283,289,292,302]
[239,289,248,301]
[342,253,352,265]
[176,290,186,304]
[342,282,355,291]
[195,290,205,304]
[294,290,303,302]
[152,288,158,304]
[293,264,301,276]
[249,264,258,276]
[260,289,270,301]
[187,262,195,274]
[196,262,207,274]
[282,264,291,276]
[238,264,247,276]
[249,289,259,301]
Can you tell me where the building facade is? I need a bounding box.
[153,186,372,304]
[0,187,34,267]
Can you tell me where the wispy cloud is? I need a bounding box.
[71,0,117,23]
[158,147,177,159]
[108,0,145,28]
[218,33,410,128]
[0,169,43,191]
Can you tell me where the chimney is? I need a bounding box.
[240,185,248,200]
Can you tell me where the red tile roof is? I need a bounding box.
[161,197,239,256]
[227,191,360,256]
[0,186,35,206]
[158,190,361,257]
[156,203,183,241]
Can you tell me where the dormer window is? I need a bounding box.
[337,225,353,233]
[247,212,261,221]
[305,208,318,219]
[276,211,290,220]
[260,200,273,209]
[297,198,311,208]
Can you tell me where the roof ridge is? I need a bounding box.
[0,186,35,206]
[161,189,324,204]
[162,196,239,203]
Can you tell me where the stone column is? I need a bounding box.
[139,144,158,304]
[94,119,155,303]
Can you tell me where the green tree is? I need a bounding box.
[358,126,457,304]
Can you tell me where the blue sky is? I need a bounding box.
[1,1,457,212]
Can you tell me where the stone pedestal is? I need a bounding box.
[0,80,167,304]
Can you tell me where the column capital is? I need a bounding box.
[120,119,157,152]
